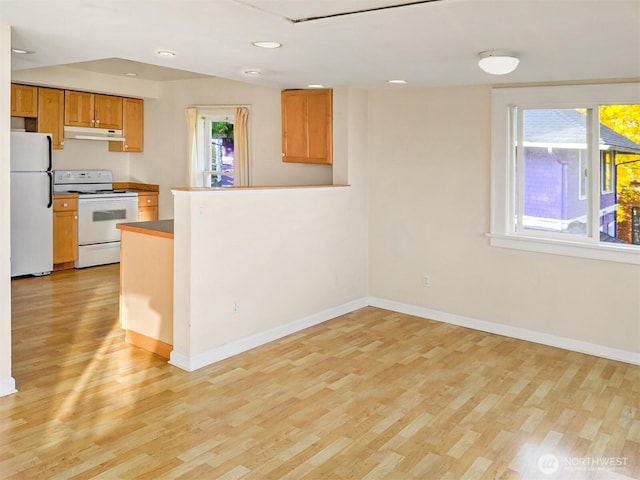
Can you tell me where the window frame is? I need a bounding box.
[490,83,640,265]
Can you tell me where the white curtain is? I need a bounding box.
[234,107,249,187]
[185,107,198,187]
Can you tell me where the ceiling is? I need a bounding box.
[2,0,640,89]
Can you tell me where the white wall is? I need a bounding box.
[0,24,17,396]
[367,86,640,356]
[132,77,333,219]
[52,139,130,181]
[171,88,368,371]
[12,66,159,98]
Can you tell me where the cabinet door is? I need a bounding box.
[65,90,94,127]
[282,92,308,160]
[94,95,123,130]
[53,210,78,264]
[11,84,38,118]
[38,88,65,150]
[109,98,144,152]
[281,89,332,165]
[138,206,159,222]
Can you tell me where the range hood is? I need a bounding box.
[64,126,125,142]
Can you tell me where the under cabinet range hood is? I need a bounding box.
[64,126,125,142]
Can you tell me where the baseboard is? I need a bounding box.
[0,376,17,397]
[126,330,173,359]
[368,297,640,365]
[168,295,639,372]
[170,297,369,372]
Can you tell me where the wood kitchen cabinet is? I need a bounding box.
[109,97,144,153]
[36,88,65,150]
[53,195,78,270]
[11,84,38,118]
[281,88,333,165]
[138,192,158,221]
[65,90,123,130]
[22,87,65,150]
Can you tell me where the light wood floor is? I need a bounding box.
[3,265,639,479]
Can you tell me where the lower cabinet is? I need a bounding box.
[138,192,158,221]
[53,196,78,270]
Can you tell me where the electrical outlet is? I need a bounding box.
[232,300,240,314]
[423,274,431,288]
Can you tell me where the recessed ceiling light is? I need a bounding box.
[386,79,407,84]
[243,70,261,76]
[252,41,282,49]
[156,50,176,57]
[11,48,34,54]
[307,84,325,88]
[124,72,138,77]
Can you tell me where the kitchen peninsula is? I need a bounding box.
[117,219,174,358]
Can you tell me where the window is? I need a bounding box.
[200,115,235,187]
[491,83,640,264]
[187,106,250,188]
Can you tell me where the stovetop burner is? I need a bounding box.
[53,170,137,198]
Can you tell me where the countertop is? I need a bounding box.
[117,219,174,239]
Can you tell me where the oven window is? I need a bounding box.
[93,209,128,221]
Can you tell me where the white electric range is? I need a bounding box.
[53,169,138,268]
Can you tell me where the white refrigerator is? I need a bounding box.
[10,132,54,277]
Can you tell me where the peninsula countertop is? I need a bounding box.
[117,219,174,239]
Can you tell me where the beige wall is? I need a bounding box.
[171,88,368,370]
[1,24,16,396]
[132,77,333,219]
[367,86,640,354]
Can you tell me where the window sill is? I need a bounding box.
[488,233,640,265]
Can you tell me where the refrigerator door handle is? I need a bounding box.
[46,134,52,172]
[47,172,53,208]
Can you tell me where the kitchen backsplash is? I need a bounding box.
[52,138,130,181]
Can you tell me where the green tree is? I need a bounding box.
[599,105,640,236]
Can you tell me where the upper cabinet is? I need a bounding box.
[109,97,144,153]
[37,88,65,150]
[12,83,144,153]
[281,89,333,165]
[11,84,38,118]
[65,91,123,130]
[19,86,65,150]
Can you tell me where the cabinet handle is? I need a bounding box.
[96,119,100,125]
[91,119,95,124]
[63,202,68,207]
[74,216,78,220]
[147,199,151,203]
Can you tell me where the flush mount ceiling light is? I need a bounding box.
[156,50,176,57]
[307,84,325,88]
[386,79,407,84]
[124,72,138,77]
[252,41,282,49]
[243,69,261,76]
[11,48,34,54]
[478,50,519,75]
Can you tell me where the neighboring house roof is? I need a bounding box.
[523,109,640,153]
